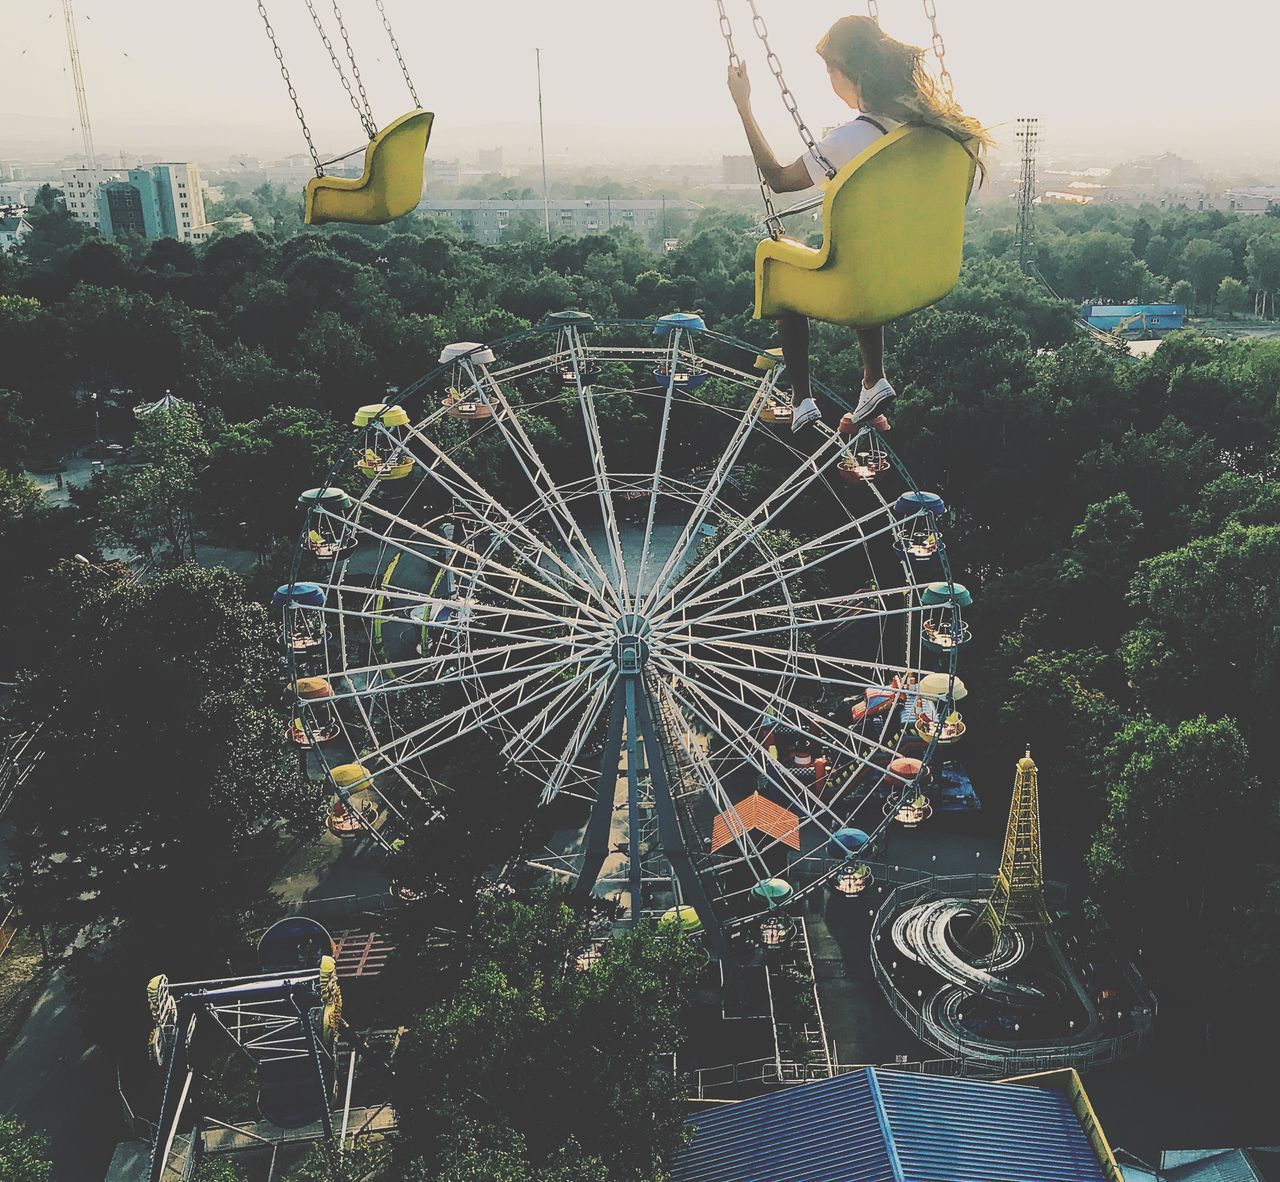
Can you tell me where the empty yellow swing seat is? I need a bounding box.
[305,109,434,227]
[754,124,977,329]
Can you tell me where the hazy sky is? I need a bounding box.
[4,1,1279,170]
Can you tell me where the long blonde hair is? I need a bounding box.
[817,16,994,166]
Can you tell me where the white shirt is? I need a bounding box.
[803,114,898,187]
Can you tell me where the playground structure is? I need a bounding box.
[283,313,970,958]
[873,753,1156,1072]
[143,917,361,1182]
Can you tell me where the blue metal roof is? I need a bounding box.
[671,1068,1108,1182]
[1162,1149,1266,1182]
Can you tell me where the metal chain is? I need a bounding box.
[867,0,880,23]
[330,0,377,135]
[374,0,420,107]
[743,0,837,180]
[304,0,377,140]
[716,0,740,65]
[713,0,782,239]
[921,0,956,99]
[256,0,323,176]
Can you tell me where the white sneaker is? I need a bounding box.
[851,378,896,427]
[791,397,822,433]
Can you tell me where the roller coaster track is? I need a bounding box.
[891,898,1045,1005]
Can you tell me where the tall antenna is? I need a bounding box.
[61,0,97,176]
[1015,117,1039,273]
[536,48,550,242]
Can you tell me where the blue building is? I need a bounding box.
[1081,304,1186,334]
[672,1066,1122,1182]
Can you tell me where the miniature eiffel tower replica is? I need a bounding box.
[975,750,1051,949]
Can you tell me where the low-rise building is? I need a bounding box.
[420,197,702,245]
[672,1066,1124,1182]
[61,162,214,242]
[0,205,32,254]
[722,154,757,185]
[427,158,463,185]
[1118,1147,1280,1181]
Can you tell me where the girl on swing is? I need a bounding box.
[728,15,991,432]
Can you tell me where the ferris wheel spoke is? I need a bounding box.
[640,365,785,615]
[321,573,575,635]
[665,649,923,783]
[656,504,904,627]
[578,385,632,608]
[329,641,593,704]
[309,584,576,634]
[393,424,617,616]
[310,589,593,645]
[315,634,565,687]
[535,675,618,803]
[332,510,586,625]
[647,429,851,618]
[670,600,929,647]
[677,635,926,689]
[671,584,915,629]
[358,657,613,779]
[501,664,613,765]
[649,677,775,882]
[351,498,615,627]
[672,606,916,647]
[633,328,686,602]
[478,364,625,614]
[653,659,849,833]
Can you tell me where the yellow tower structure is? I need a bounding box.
[978,750,1051,946]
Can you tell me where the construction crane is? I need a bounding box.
[61,0,97,175]
[1110,309,1151,337]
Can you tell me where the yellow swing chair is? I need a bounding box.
[722,0,978,329]
[755,125,976,327]
[306,109,434,226]
[258,0,433,227]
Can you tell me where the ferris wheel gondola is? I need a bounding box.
[285,314,966,953]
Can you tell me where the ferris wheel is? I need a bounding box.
[281,312,968,954]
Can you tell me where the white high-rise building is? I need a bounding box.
[61,162,214,242]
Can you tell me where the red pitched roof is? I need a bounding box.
[711,792,801,853]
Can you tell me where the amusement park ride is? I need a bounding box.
[280,312,970,947]
[146,919,347,1182]
[146,310,972,1173]
[133,0,1085,1167]
[877,752,1156,1071]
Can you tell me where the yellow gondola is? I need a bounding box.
[353,403,414,481]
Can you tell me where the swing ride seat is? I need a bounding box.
[754,124,977,328]
[304,109,434,227]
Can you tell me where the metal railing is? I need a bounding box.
[294,890,399,919]
[683,1052,964,1099]
[868,872,1156,1076]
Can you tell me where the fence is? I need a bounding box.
[683,1052,966,1099]
[294,891,401,920]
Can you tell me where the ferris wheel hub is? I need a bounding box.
[612,614,652,675]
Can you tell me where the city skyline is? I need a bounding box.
[5,1,1280,171]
